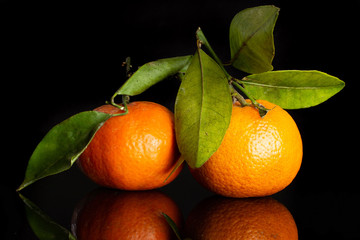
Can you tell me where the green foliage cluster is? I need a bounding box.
[18,5,344,191]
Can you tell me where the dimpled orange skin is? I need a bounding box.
[72,189,183,240]
[190,100,303,198]
[78,101,182,190]
[185,196,298,239]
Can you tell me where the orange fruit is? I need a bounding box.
[78,101,182,190]
[72,188,183,240]
[190,100,302,198]
[185,196,298,239]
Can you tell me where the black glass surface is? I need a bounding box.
[3,1,360,239]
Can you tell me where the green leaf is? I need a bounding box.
[229,5,279,74]
[19,193,76,240]
[115,55,192,96]
[175,49,232,168]
[161,212,182,240]
[242,70,345,109]
[17,111,111,191]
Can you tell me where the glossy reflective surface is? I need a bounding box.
[3,0,360,239]
[8,165,360,239]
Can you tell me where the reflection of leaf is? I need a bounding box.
[242,70,345,109]
[229,5,279,74]
[17,111,111,191]
[175,49,232,168]
[115,55,192,96]
[162,212,182,240]
[19,194,75,240]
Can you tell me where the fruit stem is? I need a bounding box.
[106,57,133,116]
[230,84,250,107]
[108,94,129,116]
[231,79,269,117]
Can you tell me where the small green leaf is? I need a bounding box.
[164,156,185,183]
[229,5,279,74]
[175,49,232,168]
[242,70,345,109]
[161,212,182,240]
[116,55,192,96]
[17,111,111,191]
[19,193,76,240]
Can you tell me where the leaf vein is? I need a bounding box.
[243,81,343,90]
[230,8,278,64]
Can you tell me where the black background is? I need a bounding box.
[2,0,360,239]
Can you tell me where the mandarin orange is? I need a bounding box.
[78,101,182,190]
[185,196,298,239]
[190,100,302,197]
[72,189,183,240]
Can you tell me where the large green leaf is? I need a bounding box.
[17,111,111,191]
[19,194,76,240]
[242,70,345,109]
[175,49,232,168]
[229,5,279,74]
[115,55,192,96]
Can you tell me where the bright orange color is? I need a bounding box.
[78,101,182,190]
[72,189,183,240]
[190,100,302,198]
[185,196,298,239]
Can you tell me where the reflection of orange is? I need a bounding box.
[190,100,302,197]
[78,101,182,190]
[185,196,298,239]
[72,188,182,240]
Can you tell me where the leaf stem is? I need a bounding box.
[106,57,133,116]
[231,79,269,117]
[230,84,250,107]
[109,94,129,116]
[231,79,255,102]
[195,27,268,117]
[122,56,132,78]
[196,27,230,79]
